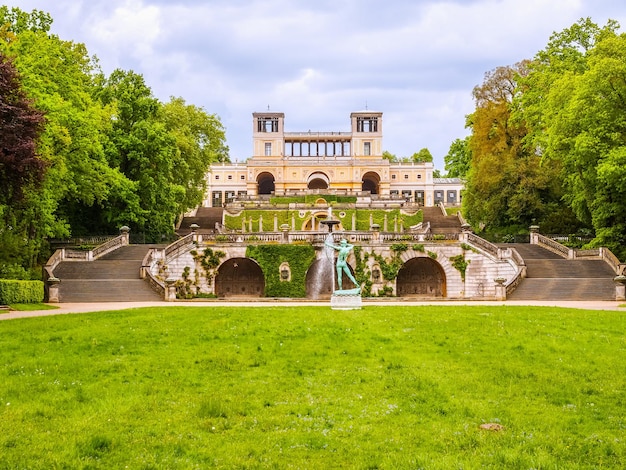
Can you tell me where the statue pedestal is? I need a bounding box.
[330,289,362,310]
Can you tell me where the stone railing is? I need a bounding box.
[465,233,500,258]
[437,201,447,216]
[600,247,623,275]
[164,233,195,261]
[534,233,571,258]
[144,263,166,298]
[532,229,624,275]
[173,229,467,247]
[506,271,525,297]
[456,211,468,227]
[92,233,128,259]
[573,249,600,258]
[43,249,65,280]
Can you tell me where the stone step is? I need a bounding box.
[54,245,163,302]
[58,279,162,302]
[55,260,142,279]
[422,207,462,233]
[179,207,224,234]
[507,278,616,301]
[525,259,615,278]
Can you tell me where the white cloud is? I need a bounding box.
[90,0,162,63]
[9,0,626,166]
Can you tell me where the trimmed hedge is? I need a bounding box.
[0,280,45,304]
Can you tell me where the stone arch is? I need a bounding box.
[301,211,344,231]
[362,171,380,194]
[215,257,265,297]
[396,257,446,297]
[257,172,275,195]
[307,171,330,190]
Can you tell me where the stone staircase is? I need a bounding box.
[54,245,164,302]
[178,207,224,235]
[422,207,462,235]
[505,243,616,300]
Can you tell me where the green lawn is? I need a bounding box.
[1,305,624,469]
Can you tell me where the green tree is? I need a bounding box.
[444,137,471,178]
[516,18,625,255]
[0,51,46,275]
[382,150,397,162]
[411,148,433,163]
[0,6,52,35]
[463,62,562,232]
[161,97,228,211]
[1,18,134,238]
[97,70,227,240]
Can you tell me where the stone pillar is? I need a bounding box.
[494,277,507,301]
[371,224,380,243]
[190,223,200,244]
[46,277,61,303]
[165,277,177,301]
[119,225,130,245]
[529,225,540,245]
[280,224,290,244]
[614,275,626,301]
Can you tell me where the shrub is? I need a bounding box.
[0,263,31,280]
[0,280,44,304]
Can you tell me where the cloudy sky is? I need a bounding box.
[8,0,626,169]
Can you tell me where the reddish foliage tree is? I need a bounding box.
[0,51,46,204]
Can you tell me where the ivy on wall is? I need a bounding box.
[176,248,225,299]
[449,254,469,281]
[352,246,372,297]
[246,244,316,297]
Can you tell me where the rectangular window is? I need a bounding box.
[417,174,422,179]
[265,142,272,156]
[212,191,222,207]
[404,174,409,179]
[227,175,232,180]
[240,175,245,180]
[214,175,220,180]
[356,117,378,132]
[391,174,396,180]
[364,142,371,156]
[258,117,279,132]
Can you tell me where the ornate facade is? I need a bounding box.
[204,111,463,207]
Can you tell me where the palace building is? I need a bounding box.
[203,111,463,207]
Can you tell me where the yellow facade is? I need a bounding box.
[204,111,463,207]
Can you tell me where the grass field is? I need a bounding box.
[1,305,625,469]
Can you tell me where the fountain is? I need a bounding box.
[320,208,362,310]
